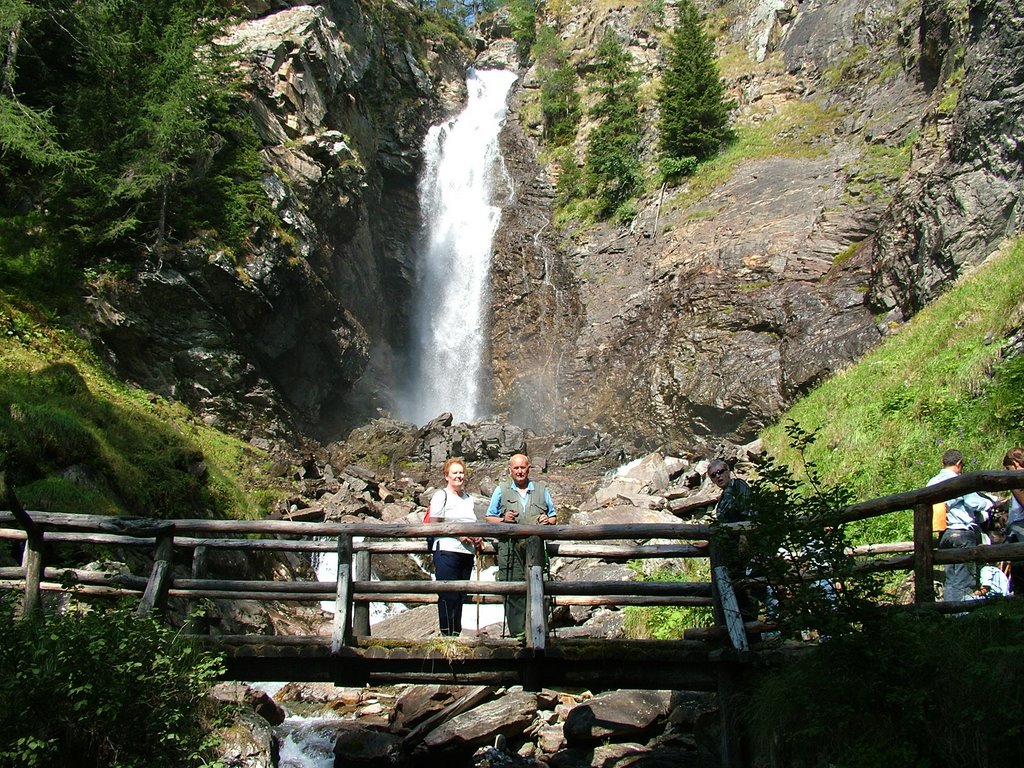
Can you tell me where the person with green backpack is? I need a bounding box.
[485,453,557,637]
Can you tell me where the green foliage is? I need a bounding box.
[657,0,735,173]
[583,29,643,221]
[735,423,885,640]
[0,0,277,274]
[507,0,537,58]
[0,596,225,768]
[658,154,698,183]
[750,601,1024,767]
[762,236,1024,546]
[533,26,581,146]
[0,295,282,518]
[623,560,714,639]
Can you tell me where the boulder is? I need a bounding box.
[421,690,538,755]
[389,685,479,732]
[621,453,671,493]
[209,682,286,726]
[562,690,673,746]
[211,709,275,768]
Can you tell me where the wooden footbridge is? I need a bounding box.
[3,470,1024,694]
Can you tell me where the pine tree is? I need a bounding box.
[657,0,735,179]
[534,26,580,147]
[584,29,642,221]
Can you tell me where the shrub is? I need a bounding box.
[0,596,225,768]
[750,601,1024,767]
[721,422,885,641]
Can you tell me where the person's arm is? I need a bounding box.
[1011,488,1024,508]
[429,489,447,521]
[539,488,556,524]
[485,487,503,523]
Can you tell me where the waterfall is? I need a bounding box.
[402,68,518,425]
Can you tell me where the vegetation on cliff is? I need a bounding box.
[0,293,283,517]
[657,0,735,181]
[0,0,274,278]
[763,236,1024,544]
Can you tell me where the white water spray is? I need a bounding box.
[402,68,518,425]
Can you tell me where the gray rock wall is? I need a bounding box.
[78,1,471,438]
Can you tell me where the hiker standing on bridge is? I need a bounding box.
[486,453,556,637]
[928,449,993,602]
[709,459,758,622]
[1000,447,1024,594]
[429,458,482,636]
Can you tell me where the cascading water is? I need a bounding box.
[402,67,518,425]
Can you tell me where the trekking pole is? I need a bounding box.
[475,549,482,632]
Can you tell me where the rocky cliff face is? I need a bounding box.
[75,0,1023,457]
[485,0,1023,452]
[77,0,470,438]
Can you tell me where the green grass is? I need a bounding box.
[0,294,285,518]
[666,98,844,213]
[762,236,1024,543]
[622,560,714,638]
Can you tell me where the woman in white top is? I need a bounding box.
[429,458,481,636]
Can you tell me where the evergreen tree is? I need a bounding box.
[0,0,264,270]
[534,26,580,147]
[584,29,642,221]
[657,0,734,179]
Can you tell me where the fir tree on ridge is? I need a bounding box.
[657,0,735,180]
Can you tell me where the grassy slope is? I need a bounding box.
[762,237,1024,543]
[0,293,284,519]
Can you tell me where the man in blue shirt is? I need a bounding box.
[928,449,992,602]
[486,454,556,636]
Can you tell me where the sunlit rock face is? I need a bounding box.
[487,0,1023,452]
[79,1,470,439]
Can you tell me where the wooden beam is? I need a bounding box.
[525,536,546,652]
[137,532,174,616]
[912,502,935,604]
[332,534,353,653]
[352,550,371,637]
[712,566,750,654]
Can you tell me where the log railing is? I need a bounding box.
[0,512,718,652]
[2,469,1023,652]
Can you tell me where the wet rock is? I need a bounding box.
[421,690,539,756]
[562,690,673,746]
[210,682,286,726]
[213,709,275,768]
[332,725,403,766]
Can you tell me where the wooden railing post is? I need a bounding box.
[138,531,174,616]
[3,471,44,618]
[352,547,371,637]
[332,534,354,653]
[21,536,43,618]
[912,502,936,604]
[525,535,547,651]
[185,544,209,634]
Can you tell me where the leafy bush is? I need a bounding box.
[0,596,225,768]
[734,423,885,641]
[659,155,699,183]
[750,601,1024,767]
